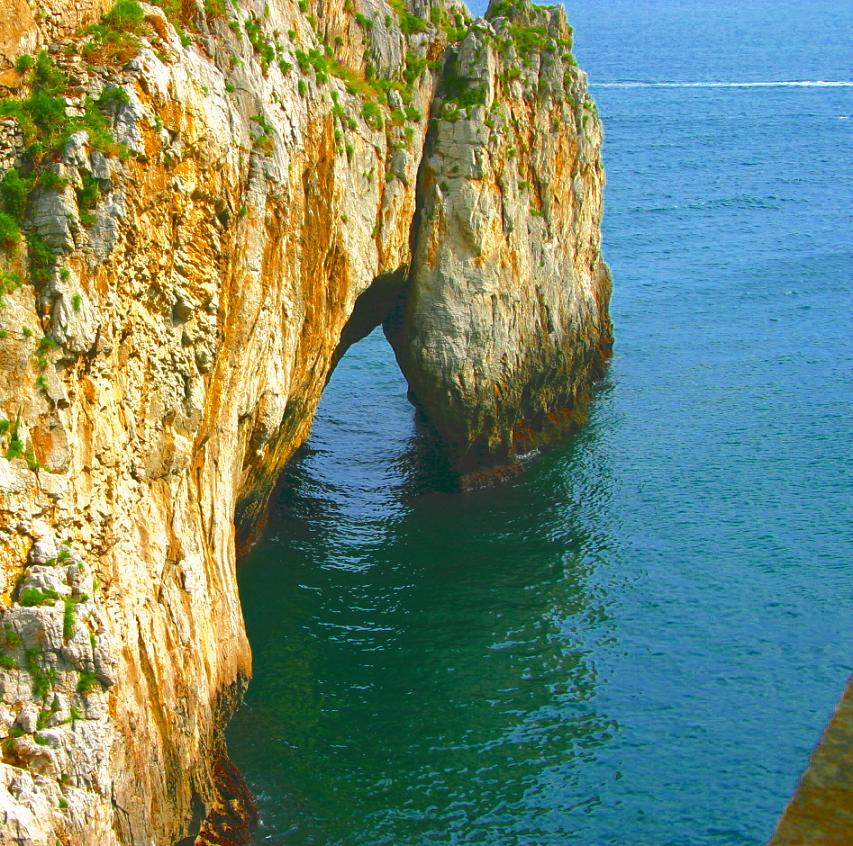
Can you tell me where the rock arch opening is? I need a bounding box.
[232,268,415,550]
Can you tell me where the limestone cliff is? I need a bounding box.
[387,0,612,481]
[0,1,611,842]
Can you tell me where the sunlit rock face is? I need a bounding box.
[387,0,612,482]
[0,0,610,842]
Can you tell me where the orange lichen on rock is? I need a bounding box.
[0,0,610,842]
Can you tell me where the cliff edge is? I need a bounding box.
[0,1,611,842]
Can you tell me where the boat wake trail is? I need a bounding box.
[592,80,853,89]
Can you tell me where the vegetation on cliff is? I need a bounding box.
[0,0,610,842]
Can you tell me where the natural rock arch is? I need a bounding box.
[0,1,610,843]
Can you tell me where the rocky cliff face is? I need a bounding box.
[0,1,611,842]
[387,1,611,481]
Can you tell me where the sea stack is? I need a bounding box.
[387,0,612,484]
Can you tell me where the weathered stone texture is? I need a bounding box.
[387,0,612,479]
[0,0,610,842]
[0,0,113,74]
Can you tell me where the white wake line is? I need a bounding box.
[592,80,853,89]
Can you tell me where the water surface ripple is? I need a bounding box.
[228,1,853,843]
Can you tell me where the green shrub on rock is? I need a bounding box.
[0,212,21,249]
[102,0,147,35]
[77,670,102,696]
[14,54,35,74]
[19,587,61,607]
[0,168,32,222]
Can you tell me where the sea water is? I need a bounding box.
[226,1,853,843]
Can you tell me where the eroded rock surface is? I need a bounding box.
[388,0,612,479]
[0,0,611,842]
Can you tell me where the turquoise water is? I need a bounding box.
[227,1,853,843]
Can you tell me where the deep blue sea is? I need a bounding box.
[227,1,853,843]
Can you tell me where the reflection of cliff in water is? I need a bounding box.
[228,329,621,844]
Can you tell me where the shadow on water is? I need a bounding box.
[228,330,620,846]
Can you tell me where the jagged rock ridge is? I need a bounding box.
[0,1,611,842]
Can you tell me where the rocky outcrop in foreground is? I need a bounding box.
[769,678,853,846]
[0,0,611,842]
